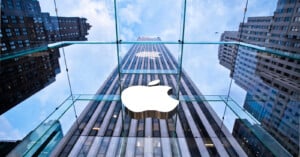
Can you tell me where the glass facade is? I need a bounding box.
[51,38,248,156]
[0,0,299,156]
[0,0,91,114]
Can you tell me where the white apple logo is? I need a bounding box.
[121,80,179,119]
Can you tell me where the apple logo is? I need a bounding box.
[121,80,179,119]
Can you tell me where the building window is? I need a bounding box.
[10,41,16,49]
[19,16,24,23]
[16,1,21,9]
[291,26,299,32]
[294,17,300,22]
[284,17,291,22]
[18,41,23,48]
[286,8,293,13]
[5,28,12,37]
[25,40,30,46]
[14,28,20,36]
[1,43,7,51]
[11,16,17,24]
[274,17,281,22]
[22,28,27,35]
[7,0,13,9]
[2,15,9,23]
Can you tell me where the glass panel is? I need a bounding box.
[0,55,70,140]
[1,0,299,156]
[39,0,115,41]
[184,0,277,41]
[116,0,183,42]
[7,98,75,156]
[182,44,239,95]
[119,43,180,74]
[61,44,117,94]
[230,44,300,156]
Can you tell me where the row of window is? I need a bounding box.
[61,33,80,37]
[272,25,289,31]
[242,30,268,36]
[248,18,272,23]
[271,25,300,32]
[2,15,24,24]
[278,0,297,5]
[271,33,283,38]
[244,25,269,30]
[242,35,266,42]
[290,26,299,31]
[275,7,294,14]
[274,17,291,22]
[4,28,28,37]
[3,28,81,39]
[237,48,300,85]
[269,39,300,48]
[1,40,30,51]
[58,19,78,23]
[33,17,43,24]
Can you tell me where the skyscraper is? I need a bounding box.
[218,31,239,76]
[51,37,249,156]
[0,0,91,114]
[218,0,300,156]
[238,0,300,53]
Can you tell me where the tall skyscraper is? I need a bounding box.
[50,37,249,156]
[0,0,91,114]
[238,0,300,53]
[218,0,300,156]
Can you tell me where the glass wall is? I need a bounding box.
[1,0,298,156]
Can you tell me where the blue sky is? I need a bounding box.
[0,0,277,140]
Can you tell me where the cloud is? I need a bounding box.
[117,0,182,41]
[119,4,142,25]
[1,0,277,140]
[0,0,117,140]
[0,116,23,140]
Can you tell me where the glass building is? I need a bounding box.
[0,0,299,156]
[51,37,248,156]
[218,1,300,155]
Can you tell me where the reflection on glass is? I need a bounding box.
[0,49,60,114]
[0,0,298,156]
[8,120,63,156]
[218,1,300,155]
[0,0,91,114]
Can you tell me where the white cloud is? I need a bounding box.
[1,0,276,140]
[117,0,181,41]
[119,4,142,25]
[0,116,23,140]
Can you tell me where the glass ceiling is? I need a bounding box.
[1,0,299,156]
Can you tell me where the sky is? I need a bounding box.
[0,0,277,140]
